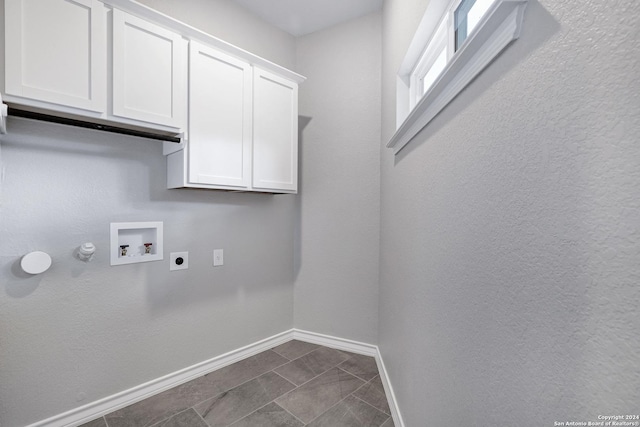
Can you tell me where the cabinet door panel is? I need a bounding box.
[252,68,298,192]
[5,0,106,112]
[188,41,251,188]
[112,9,184,128]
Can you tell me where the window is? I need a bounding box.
[409,17,448,110]
[455,0,497,50]
[409,0,501,109]
[388,0,529,154]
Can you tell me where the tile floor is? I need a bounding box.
[80,340,395,427]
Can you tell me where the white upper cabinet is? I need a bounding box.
[187,41,252,189]
[252,68,298,193]
[166,51,300,194]
[4,0,106,113]
[3,0,304,194]
[112,9,185,130]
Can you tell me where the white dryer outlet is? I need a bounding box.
[170,252,188,271]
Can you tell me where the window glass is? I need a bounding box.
[421,47,447,96]
[455,0,496,50]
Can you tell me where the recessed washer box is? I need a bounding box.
[110,221,163,266]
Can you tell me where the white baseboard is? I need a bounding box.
[27,330,294,427]
[292,329,378,356]
[27,329,404,427]
[373,347,406,427]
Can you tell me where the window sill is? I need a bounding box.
[387,0,528,155]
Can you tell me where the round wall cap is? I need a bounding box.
[21,251,52,275]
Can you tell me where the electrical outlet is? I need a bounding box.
[213,249,224,267]
[170,252,188,271]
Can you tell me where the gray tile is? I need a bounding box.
[274,347,351,385]
[352,376,390,415]
[105,388,188,427]
[229,402,304,427]
[294,347,351,373]
[307,395,390,427]
[339,354,379,381]
[153,409,208,427]
[276,368,364,424]
[274,358,322,386]
[381,416,396,427]
[339,349,359,358]
[106,350,288,427]
[272,340,320,360]
[208,350,290,392]
[195,371,296,426]
[79,418,107,427]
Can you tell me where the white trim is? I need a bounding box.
[26,330,294,427]
[292,329,378,357]
[398,0,452,77]
[389,0,528,154]
[374,347,406,427]
[26,329,405,427]
[410,17,448,109]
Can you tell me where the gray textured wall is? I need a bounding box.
[379,0,640,425]
[4,0,639,425]
[0,3,296,426]
[136,0,296,70]
[294,12,381,344]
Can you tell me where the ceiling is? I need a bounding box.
[231,0,384,37]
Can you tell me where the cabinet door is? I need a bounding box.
[252,68,298,192]
[112,9,184,129]
[4,0,106,112]
[188,41,252,188]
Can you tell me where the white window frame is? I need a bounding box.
[388,0,529,155]
[409,16,449,110]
